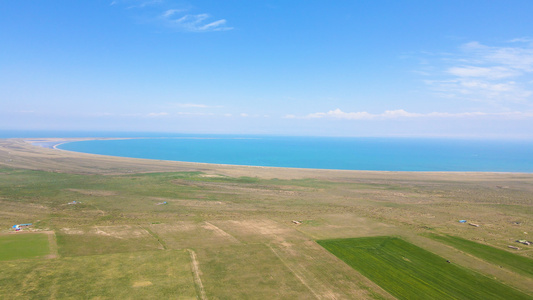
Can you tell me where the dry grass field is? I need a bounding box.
[0,138,532,299]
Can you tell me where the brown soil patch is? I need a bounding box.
[199,174,224,178]
[61,226,151,239]
[132,281,153,287]
[91,226,151,239]
[226,219,291,236]
[150,197,226,208]
[67,189,118,197]
[60,228,85,235]
[149,222,197,234]
[211,219,307,245]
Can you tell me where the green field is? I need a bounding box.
[428,234,533,277]
[317,237,530,300]
[0,233,50,261]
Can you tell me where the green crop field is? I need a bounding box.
[317,237,530,300]
[0,233,50,261]
[428,234,533,277]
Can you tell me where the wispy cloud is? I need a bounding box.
[147,112,169,117]
[93,112,167,118]
[112,0,163,9]
[176,112,215,116]
[162,8,184,18]
[94,111,220,118]
[508,37,533,43]
[113,1,232,32]
[160,10,232,32]
[422,40,533,104]
[447,66,519,79]
[172,103,222,108]
[286,108,533,120]
[131,0,163,9]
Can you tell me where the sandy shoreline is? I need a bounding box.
[26,137,533,175]
[0,137,530,183]
[25,137,135,150]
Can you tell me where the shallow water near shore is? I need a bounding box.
[54,136,533,172]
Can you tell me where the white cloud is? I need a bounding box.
[427,78,532,103]
[94,112,114,117]
[199,19,228,31]
[147,112,169,117]
[138,0,162,8]
[304,108,421,120]
[240,113,249,117]
[423,40,533,104]
[174,103,211,108]
[176,112,214,116]
[114,1,232,32]
[168,103,224,111]
[306,108,374,120]
[117,0,163,9]
[162,9,184,18]
[486,47,533,72]
[382,109,421,118]
[508,38,533,43]
[286,108,533,120]
[161,12,232,32]
[447,66,518,79]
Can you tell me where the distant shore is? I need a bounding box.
[22,137,134,150]
[27,137,130,150]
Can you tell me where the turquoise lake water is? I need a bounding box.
[55,136,533,172]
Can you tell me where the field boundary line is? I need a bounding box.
[143,226,167,250]
[267,244,326,300]
[89,203,106,216]
[202,222,241,244]
[188,249,207,300]
[46,231,58,259]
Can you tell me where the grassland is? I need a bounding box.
[0,138,532,299]
[427,234,533,277]
[317,237,530,299]
[0,250,197,299]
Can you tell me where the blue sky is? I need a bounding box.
[2,0,533,138]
